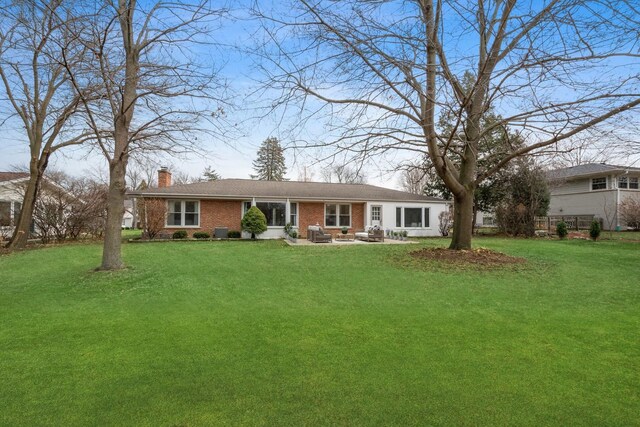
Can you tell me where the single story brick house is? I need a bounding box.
[127,168,449,238]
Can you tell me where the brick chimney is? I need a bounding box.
[158,167,172,188]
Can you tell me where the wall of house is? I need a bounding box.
[298,202,365,238]
[550,177,591,195]
[364,201,450,237]
[548,190,619,229]
[0,181,25,238]
[548,175,640,229]
[159,198,451,238]
[162,199,243,237]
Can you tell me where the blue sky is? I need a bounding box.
[1,0,638,187]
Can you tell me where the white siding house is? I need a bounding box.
[547,163,640,230]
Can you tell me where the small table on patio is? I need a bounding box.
[334,233,354,241]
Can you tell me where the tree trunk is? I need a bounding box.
[100,159,127,270]
[449,190,474,250]
[7,157,47,250]
[472,203,478,235]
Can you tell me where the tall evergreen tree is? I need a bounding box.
[251,137,287,181]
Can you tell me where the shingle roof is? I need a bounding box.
[547,163,640,181]
[0,172,29,183]
[128,179,446,203]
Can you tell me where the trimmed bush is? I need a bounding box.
[228,230,241,238]
[589,220,601,241]
[241,206,268,239]
[556,221,568,239]
[193,231,210,239]
[289,230,298,239]
[172,230,188,239]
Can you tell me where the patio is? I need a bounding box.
[284,237,416,246]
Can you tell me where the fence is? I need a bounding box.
[535,215,602,231]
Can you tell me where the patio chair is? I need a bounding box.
[307,225,332,243]
[355,226,384,242]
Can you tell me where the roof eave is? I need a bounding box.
[126,191,447,203]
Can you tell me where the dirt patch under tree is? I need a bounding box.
[410,247,526,267]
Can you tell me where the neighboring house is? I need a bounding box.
[128,168,450,238]
[122,199,134,228]
[0,172,29,240]
[547,163,640,230]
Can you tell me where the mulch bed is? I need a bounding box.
[410,247,526,267]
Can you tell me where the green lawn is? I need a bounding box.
[1,238,638,426]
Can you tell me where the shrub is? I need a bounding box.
[172,230,188,239]
[241,206,268,239]
[228,230,241,238]
[341,226,348,234]
[589,220,601,241]
[139,198,167,240]
[556,221,568,239]
[289,230,298,238]
[193,231,210,239]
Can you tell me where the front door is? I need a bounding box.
[371,205,382,226]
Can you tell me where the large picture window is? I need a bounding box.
[404,208,423,227]
[325,204,351,227]
[167,200,199,227]
[256,202,286,227]
[395,207,430,228]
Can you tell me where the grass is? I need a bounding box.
[1,237,638,426]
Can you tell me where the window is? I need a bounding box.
[167,200,199,227]
[592,177,606,190]
[630,177,639,190]
[482,214,496,227]
[256,202,286,227]
[619,176,628,189]
[0,201,10,226]
[325,204,351,227]
[404,208,423,227]
[371,206,381,223]
[290,202,298,226]
[395,207,430,228]
[243,201,252,214]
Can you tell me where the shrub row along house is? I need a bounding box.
[547,163,640,230]
[128,168,449,238]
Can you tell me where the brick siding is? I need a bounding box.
[159,199,365,238]
[162,199,242,236]
[298,201,365,237]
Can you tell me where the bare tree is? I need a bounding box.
[255,0,640,250]
[65,0,230,269]
[138,197,166,239]
[296,165,315,182]
[0,0,93,249]
[619,196,640,231]
[321,164,366,184]
[399,165,428,195]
